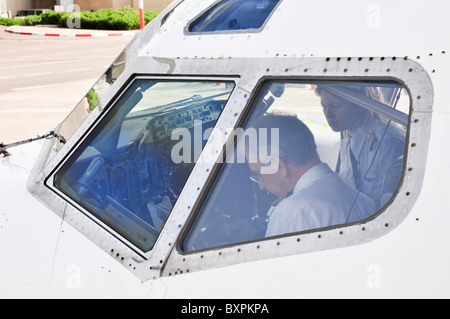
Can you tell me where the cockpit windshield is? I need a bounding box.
[53,78,235,252]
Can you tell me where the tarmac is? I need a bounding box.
[5,24,139,37]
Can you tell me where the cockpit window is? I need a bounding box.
[181,80,409,251]
[53,78,235,252]
[188,0,281,33]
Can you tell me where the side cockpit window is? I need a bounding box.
[181,81,408,251]
[53,79,235,253]
[188,0,281,33]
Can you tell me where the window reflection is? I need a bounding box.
[57,51,127,149]
[54,79,235,252]
[182,81,408,251]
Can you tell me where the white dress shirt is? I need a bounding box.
[265,163,375,237]
[338,117,405,207]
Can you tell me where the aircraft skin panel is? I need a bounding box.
[0,0,449,298]
[161,212,450,299]
[0,140,61,290]
[150,0,450,61]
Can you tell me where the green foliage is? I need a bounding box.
[0,7,161,30]
[40,10,61,24]
[60,6,161,30]
[23,15,42,26]
[86,88,100,111]
[0,17,24,26]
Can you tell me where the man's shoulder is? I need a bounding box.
[374,118,405,139]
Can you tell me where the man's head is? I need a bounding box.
[316,86,369,135]
[246,114,320,197]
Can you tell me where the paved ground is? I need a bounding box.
[0,25,133,144]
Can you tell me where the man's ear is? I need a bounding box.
[278,157,288,177]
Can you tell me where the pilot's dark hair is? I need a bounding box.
[250,113,319,166]
[315,85,362,110]
[315,84,377,121]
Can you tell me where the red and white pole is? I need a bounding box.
[139,0,145,30]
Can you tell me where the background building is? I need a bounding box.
[76,0,172,12]
[1,0,33,18]
[0,0,172,17]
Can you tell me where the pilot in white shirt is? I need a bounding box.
[337,116,405,208]
[247,114,376,238]
[318,86,406,208]
[264,162,375,237]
